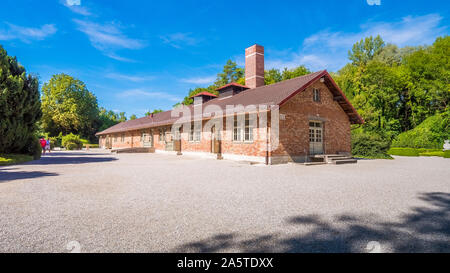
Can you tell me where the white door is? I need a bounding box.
[309,121,323,155]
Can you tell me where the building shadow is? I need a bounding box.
[26,153,117,165]
[173,192,450,253]
[0,171,59,183]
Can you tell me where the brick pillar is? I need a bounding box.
[245,44,264,89]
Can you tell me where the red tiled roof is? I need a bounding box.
[215,82,249,90]
[189,91,218,98]
[96,70,363,136]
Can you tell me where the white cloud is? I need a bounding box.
[73,19,145,61]
[160,32,198,49]
[106,73,155,82]
[66,0,81,6]
[61,0,91,16]
[0,23,57,42]
[266,13,446,72]
[180,76,216,85]
[117,89,181,102]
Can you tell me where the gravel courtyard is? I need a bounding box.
[0,150,449,253]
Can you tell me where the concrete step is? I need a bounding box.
[304,162,328,166]
[328,156,353,162]
[333,158,358,164]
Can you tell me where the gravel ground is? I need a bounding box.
[0,150,449,253]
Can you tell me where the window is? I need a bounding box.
[313,88,321,102]
[121,134,125,142]
[189,123,201,142]
[233,117,242,142]
[309,129,315,142]
[244,115,254,142]
[189,124,194,142]
[159,129,164,142]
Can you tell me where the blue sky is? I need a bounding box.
[0,0,448,117]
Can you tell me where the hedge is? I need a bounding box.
[388,147,449,158]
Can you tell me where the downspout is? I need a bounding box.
[265,111,270,165]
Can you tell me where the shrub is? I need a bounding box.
[392,111,450,149]
[20,136,42,160]
[444,150,450,158]
[388,147,443,157]
[419,151,445,157]
[49,132,63,149]
[351,130,391,158]
[62,133,83,150]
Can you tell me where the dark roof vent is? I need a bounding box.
[216,82,249,98]
[190,91,218,104]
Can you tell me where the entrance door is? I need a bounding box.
[142,131,153,147]
[165,131,174,151]
[105,136,112,149]
[309,121,323,155]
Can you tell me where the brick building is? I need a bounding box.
[96,44,363,164]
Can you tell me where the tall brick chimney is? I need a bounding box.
[245,44,264,89]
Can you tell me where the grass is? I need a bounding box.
[83,143,99,148]
[0,154,34,166]
[388,147,450,158]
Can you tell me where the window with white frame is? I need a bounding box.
[244,115,254,142]
[159,129,164,142]
[313,88,321,102]
[189,124,194,142]
[233,116,242,142]
[189,123,201,142]
[121,133,125,142]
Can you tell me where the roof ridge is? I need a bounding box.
[249,70,324,91]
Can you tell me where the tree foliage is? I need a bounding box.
[145,109,164,116]
[41,74,99,140]
[0,45,42,157]
[98,107,127,132]
[335,35,450,146]
[214,60,244,87]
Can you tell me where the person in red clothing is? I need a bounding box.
[39,137,47,155]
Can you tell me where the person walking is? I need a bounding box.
[39,137,47,155]
[45,138,51,153]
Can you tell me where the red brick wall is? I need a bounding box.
[272,81,351,158]
[245,45,265,89]
[100,80,351,162]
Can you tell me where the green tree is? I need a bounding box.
[98,107,126,132]
[130,114,137,120]
[281,66,311,80]
[265,68,282,85]
[348,35,385,66]
[0,45,42,157]
[145,109,164,116]
[41,74,99,139]
[214,60,244,86]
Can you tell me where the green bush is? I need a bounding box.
[444,150,450,158]
[388,147,444,157]
[49,132,63,149]
[351,130,391,158]
[62,133,83,150]
[83,143,99,148]
[20,136,42,160]
[419,151,445,157]
[392,111,450,149]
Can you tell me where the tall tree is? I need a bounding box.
[145,109,164,116]
[98,107,126,132]
[214,60,244,86]
[348,35,385,66]
[41,74,99,139]
[0,45,42,156]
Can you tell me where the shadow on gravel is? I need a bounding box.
[0,171,59,182]
[174,192,450,253]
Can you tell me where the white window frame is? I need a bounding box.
[313,88,321,102]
